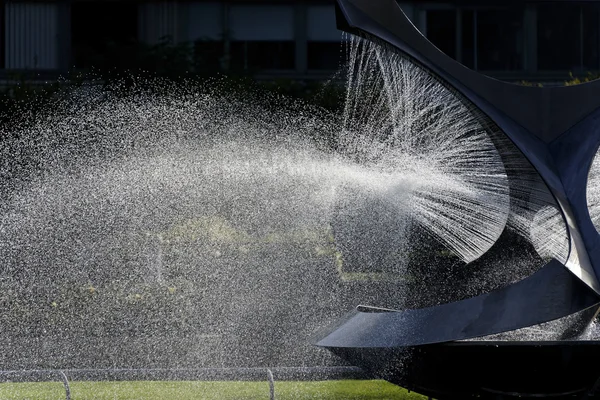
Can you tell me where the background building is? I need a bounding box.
[2,0,599,83]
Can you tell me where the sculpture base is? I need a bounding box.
[328,341,600,399]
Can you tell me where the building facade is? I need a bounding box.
[2,1,600,82]
[407,1,600,82]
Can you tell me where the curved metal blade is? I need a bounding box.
[316,260,600,348]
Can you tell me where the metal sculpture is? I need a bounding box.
[317,1,600,398]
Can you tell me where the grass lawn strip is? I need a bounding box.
[0,380,427,399]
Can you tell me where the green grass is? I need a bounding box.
[0,380,427,399]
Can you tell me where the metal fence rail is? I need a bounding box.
[0,366,367,400]
[0,366,366,383]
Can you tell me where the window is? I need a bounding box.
[0,3,4,69]
[583,7,600,70]
[538,5,581,71]
[426,10,456,59]
[5,3,57,69]
[461,8,524,71]
[427,7,524,71]
[71,1,138,69]
[461,10,475,69]
[307,5,344,70]
[538,4,599,71]
[194,40,224,73]
[476,10,523,71]
[426,4,600,76]
[187,2,222,42]
[230,41,295,71]
[229,5,295,71]
[187,3,225,73]
[307,43,346,70]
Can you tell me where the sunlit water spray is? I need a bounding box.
[340,36,511,263]
[0,35,579,369]
[340,35,568,266]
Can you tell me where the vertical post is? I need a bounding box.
[267,368,275,400]
[59,371,71,400]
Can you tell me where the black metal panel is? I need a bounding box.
[317,261,600,348]
[551,108,600,272]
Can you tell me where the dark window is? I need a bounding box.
[537,4,599,71]
[582,5,599,70]
[476,9,523,71]
[538,5,580,71]
[461,10,475,69]
[460,8,524,71]
[307,42,346,70]
[0,5,4,69]
[230,41,295,71]
[426,10,456,59]
[71,1,138,69]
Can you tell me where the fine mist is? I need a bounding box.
[0,37,572,369]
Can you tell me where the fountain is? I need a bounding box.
[2,2,600,399]
[0,73,532,376]
[316,0,600,399]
